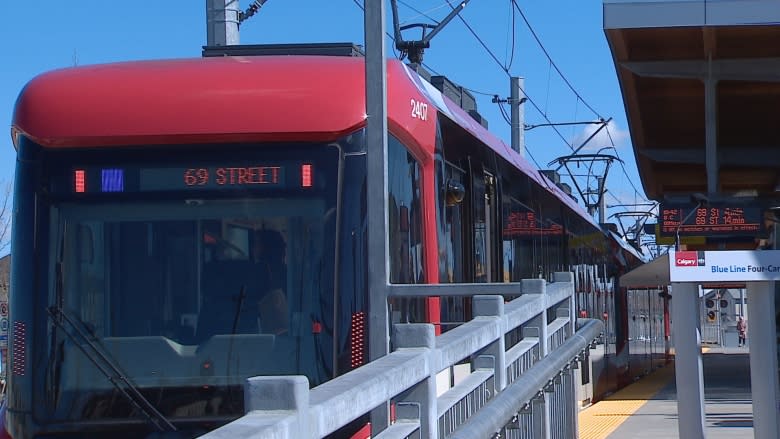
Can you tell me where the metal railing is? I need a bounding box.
[200,272,602,439]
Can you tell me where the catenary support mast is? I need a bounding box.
[510,76,525,156]
[364,0,391,433]
[206,0,241,46]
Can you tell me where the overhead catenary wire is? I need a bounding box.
[350,0,405,60]
[504,3,652,212]
[505,0,516,71]
[438,0,576,150]
[239,0,269,24]
[353,0,649,213]
[510,0,602,119]
[525,147,543,170]
[604,123,649,202]
[497,101,513,126]
[397,0,449,25]
[451,1,649,218]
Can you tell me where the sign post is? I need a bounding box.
[669,250,780,439]
[0,300,7,380]
[670,281,706,438]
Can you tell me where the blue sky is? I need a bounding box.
[1,1,651,227]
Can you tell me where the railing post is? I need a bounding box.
[521,279,548,357]
[394,324,438,439]
[562,366,577,439]
[553,272,576,338]
[550,375,563,437]
[473,295,506,392]
[531,392,546,439]
[554,273,578,438]
[517,402,533,437]
[244,376,310,438]
[522,278,551,439]
[556,307,571,348]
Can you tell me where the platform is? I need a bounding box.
[579,347,753,438]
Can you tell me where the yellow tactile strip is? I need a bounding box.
[578,348,709,439]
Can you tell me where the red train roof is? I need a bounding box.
[12,56,377,148]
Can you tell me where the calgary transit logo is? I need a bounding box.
[675,251,706,267]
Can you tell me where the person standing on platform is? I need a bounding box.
[737,316,747,347]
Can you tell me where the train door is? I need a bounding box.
[443,163,467,284]
[471,165,498,283]
[439,162,467,331]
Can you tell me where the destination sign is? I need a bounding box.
[58,162,317,195]
[141,166,286,191]
[658,203,762,237]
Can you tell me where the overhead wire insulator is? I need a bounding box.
[239,0,268,24]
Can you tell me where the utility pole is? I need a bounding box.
[598,176,606,224]
[365,0,390,433]
[510,77,526,156]
[206,0,241,46]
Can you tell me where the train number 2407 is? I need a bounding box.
[410,99,429,121]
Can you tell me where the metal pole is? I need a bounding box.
[704,54,718,194]
[716,291,722,346]
[670,282,706,439]
[663,286,671,362]
[206,0,241,46]
[739,288,745,317]
[597,176,606,224]
[746,281,780,439]
[510,77,525,157]
[365,0,391,433]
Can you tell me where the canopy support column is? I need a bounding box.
[671,282,706,439]
[746,281,780,439]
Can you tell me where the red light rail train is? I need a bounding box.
[4,44,663,438]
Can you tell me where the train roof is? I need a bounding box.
[12,56,372,148]
[12,54,599,228]
[399,65,597,227]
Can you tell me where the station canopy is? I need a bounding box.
[619,253,669,288]
[604,0,780,200]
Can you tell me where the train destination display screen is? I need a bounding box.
[61,162,316,194]
[659,203,762,237]
[503,211,563,237]
[141,166,286,190]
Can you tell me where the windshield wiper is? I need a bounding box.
[231,285,247,335]
[47,306,177,432]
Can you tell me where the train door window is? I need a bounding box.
[387,136,423,284]
[437,162,467,330]
[443,163,466,283]
[536,192,565,281]
[484,172,497,282]
[387,136,425,326]
[502,196,536,281]
[472,170,496,282]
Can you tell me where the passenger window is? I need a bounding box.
[387,136,423,284]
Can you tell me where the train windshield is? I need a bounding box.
[39,146,339,424]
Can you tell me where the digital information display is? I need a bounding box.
[140,166,285,191]
[503,211,563,237]
[61,162,315,195]
[659,203,762,237]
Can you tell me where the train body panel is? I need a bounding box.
[7,51,657,437]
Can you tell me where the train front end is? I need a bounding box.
[6,56,375,438]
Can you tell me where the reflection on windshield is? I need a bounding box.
[45,198,336,422]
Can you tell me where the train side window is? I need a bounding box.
[387,136,423,284]
[502,196,537,280]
